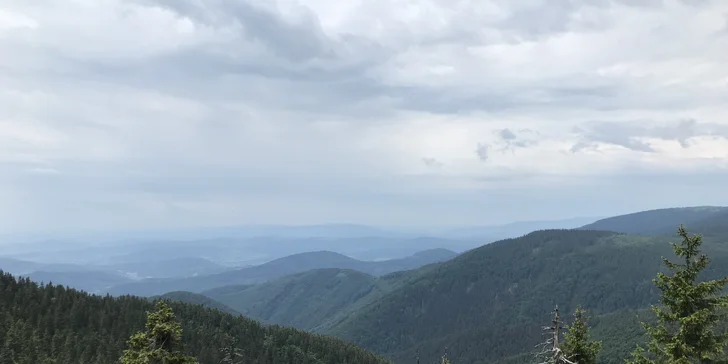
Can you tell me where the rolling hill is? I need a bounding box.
[106,249,458,297]
[202,267,431,332]
[579,206,728,235]
[321,228,728,364]
[0,257,92,276]
[23,270,134,294]
[3,256,231,295]
[105,257,230,279]
[204,269,383,331]
[0,270,392,364]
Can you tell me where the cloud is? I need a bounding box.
[571,119,728,152]
[422,157,444,169]
[1,0,728,233]
[492,128,540,154]
[141,0,335,62]
[475,143,491,162]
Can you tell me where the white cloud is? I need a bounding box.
[0,0,727,233]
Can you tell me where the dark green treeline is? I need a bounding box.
[0,271,391,364]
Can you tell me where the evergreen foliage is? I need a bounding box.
[0,271,391,364]
[119,301,199,364]
[627,226,728,364]
[562,307,601,364]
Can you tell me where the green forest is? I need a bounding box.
[0,271,391,364]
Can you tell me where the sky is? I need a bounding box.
[1,0,727,234]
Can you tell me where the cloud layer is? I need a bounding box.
[1,0,727,233]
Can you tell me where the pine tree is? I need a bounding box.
[120,301,199,364]
[628,225,728,364]
[561,306,601,364]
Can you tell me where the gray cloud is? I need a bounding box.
[571,119,728,153]
[475,143,491,162]
[141,0,334,62]
[0,0,727,233]
[491,128,539,154]
[422,158,444,169]
[499,128,517,140]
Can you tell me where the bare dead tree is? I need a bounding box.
[219,334,244,364]
[534,304,575,364]
[219,346,243,364]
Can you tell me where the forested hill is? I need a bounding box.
[578,206,728,235]
[154,291,241,316]
[325,229,728,364]
[107,249,458,297]
[0,271,391,364]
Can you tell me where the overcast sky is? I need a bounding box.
[1,0,727,234]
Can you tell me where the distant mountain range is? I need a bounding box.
[191,206,726,342]
[24,270,133,294]
[442,216,602,239]
[0,256,233,295]
[106,249,458,297]
[0,218,601,245]
[0,257,90,276]
[1,217,600,262]
[151,206,728,364]
[1,256,233,293]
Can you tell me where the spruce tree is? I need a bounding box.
[120,301,199,364]
[628,225,728,364]
[562,306,601,364]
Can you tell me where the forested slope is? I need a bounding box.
[204,269,383,331]
[0,271,391,364]
[154,291,241,316]
[579,206,728,235]
[325,229,728,364]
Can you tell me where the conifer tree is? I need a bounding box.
[628,225,728,364]
[561,306,601,364]
[120,301,199,364]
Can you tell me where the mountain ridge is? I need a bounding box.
[321,227,728,364]
[107,248,458,297]
[201,267,434,333]
[154,291,241,316]
[579,206,728,235]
